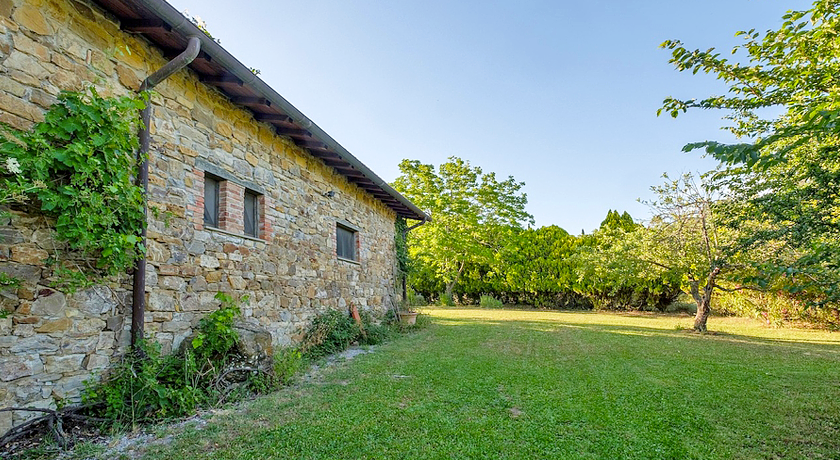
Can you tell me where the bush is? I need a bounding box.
[83,293,269,428]
[300,309,360,359]
[405,288,427,307]
[479,295,504,308]
[714,290,839,328]
[83,341,203,426]
[272,348,304,385]
[439,292,455,306]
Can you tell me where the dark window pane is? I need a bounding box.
[336,225,356,260]
[204,176,219,227]
[244,191,258,237]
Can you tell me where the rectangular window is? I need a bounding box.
[244,190,259,238]
[336,224,357,261]
[203,175,220,228]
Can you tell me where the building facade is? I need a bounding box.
[0,0,425,432]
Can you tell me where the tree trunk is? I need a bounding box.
[444,281,454,300]
[443,261,465,303]
[693,294,711,332]
[692,267,720,332]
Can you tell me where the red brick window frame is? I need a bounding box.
[193,163,270,240]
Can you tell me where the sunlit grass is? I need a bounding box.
[130,308,840,460]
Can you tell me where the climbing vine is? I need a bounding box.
[0,87,148,282]
[395,217,409,279]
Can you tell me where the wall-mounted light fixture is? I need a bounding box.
[323,190,336,198]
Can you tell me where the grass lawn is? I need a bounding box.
[132,308,840,460]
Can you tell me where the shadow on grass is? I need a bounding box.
[431,314,840,355]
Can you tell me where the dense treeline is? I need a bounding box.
[393,157,682,312]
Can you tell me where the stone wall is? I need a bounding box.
[0,0,400,432]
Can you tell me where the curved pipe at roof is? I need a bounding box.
[134,0,430,222]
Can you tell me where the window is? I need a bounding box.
[203,175,220,228]
[336,224,357,261]
[244,190,260,238]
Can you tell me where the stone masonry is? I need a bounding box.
[0,0,401,432]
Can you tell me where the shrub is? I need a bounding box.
[83,341,202,426]
[439,292,455,306]
[272,348,304,386]
[405,288,427,307]
[479,294,503,308]
[83,293,267,428]
[300,309,359,359]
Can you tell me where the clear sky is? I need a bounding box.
[166,0,811,233]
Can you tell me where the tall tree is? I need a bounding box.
[660,0,840,306]
[392,157,533,300]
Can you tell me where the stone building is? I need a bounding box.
[0,0,427,431]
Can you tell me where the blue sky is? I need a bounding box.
[167,0,811,232]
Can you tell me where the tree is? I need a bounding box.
[644,174,738,331]
[660,0,840,308]
[392,157,533,300]
[574,209,682,313]
[599,209,636,232]
[496,225,583,308]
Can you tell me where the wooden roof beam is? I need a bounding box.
[201,73,243,86]
[122,19,171,33]
[231,96,270,107]
[297,140,329,150]
[255,113,293,123]
[275,126,311,137]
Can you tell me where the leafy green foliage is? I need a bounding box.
[0,88,147,282]
[404,288,427,307]
[300,309,428,360]
[300,309,360,359]
[660,1,840,311]
[599,209,636,232]
[82,340,202,426]
[272,348,304,386]
[83,294,272,428]
[393,157,533,299]
[479,294,503,308]
[191,292,243,361]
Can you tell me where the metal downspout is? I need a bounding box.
[131,36,201,347]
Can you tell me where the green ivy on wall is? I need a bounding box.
[395,217,409,278]
[0,87,148,284]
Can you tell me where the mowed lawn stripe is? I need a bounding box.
[140,308,840,460]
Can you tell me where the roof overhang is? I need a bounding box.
[93,0,430,222]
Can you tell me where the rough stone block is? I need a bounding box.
[30,290,66,316]
[12,4,53,35]
[199,254,220,269]
[160,276,186,291]
[10,246,49,265]
[13,33,49,60]
[0,354,43,381]
[70,286,116,316]
[35,317,72,333]
[96,331,115,350]
[60,336,97,354]
[0,263,41,285]
[148,291,175,311]
[75,318,106,334]
[83,353,110,370]
[45,354,84,374]
[10,335,58,354]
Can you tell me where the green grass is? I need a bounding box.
[130,308,840,459]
